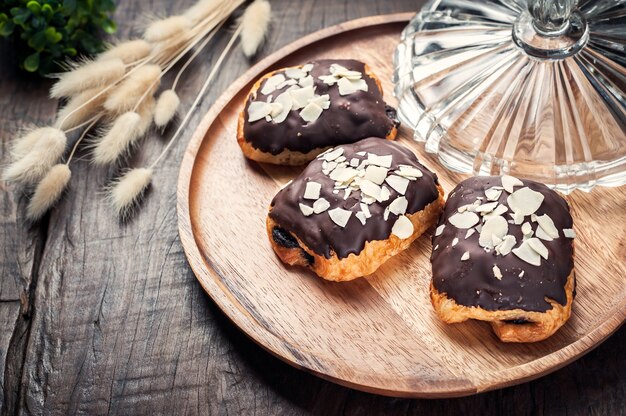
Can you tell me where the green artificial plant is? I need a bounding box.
[0,0,116,75]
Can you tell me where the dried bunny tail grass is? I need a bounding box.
[92,112,144,166]
[154,90,180,127]
[108,168,153,217]
[104,64,161,114]
[26,164,71,221]
[99,39,152,64]
[3,130,67,186]
[50,58,126,98]
[137,96,155,135]
[183,0,221,24]
[239,0,271,57]
[11,127,60,160]
[55,86,108,130]
[144,15,191,42]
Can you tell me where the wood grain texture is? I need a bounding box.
[177,14,626,398]
[0,0,624,414]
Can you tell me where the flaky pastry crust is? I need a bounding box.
[267,185,444,281]
[237,64,397,166]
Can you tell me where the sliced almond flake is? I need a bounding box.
[457,204,473,213]
[272,92,293,123]
[535,214,559,239]
[298,75,314,87]
[343,188,352,200]
[321,147,344,162]
[329,167,358,183]
[248,101,272,122]
[300,102,323,123]
[349,158,360,167]
[360,203,371,218]
[493,265,503,280]
[335,156,346,163]
[303,181,321,200]
[392,215,414,239]
[448,211,480,229]
[337,77,368,95]
[434,244,439,250]
[485,187,503,201]
[475,223,483,233]
[355,211,367,225]
[301,64,314,73]
[332,190,339,195]
[367,153,393,168]
[285,67,308,79]
[312,198,330,214]
[465,228,475,239]
[364,165,388,185]
[513,210,525,225]
[521,222,533,236]
[495,235,516,256]
[289,85,315,109]
[357,160,369,170]
[389,196,408,216]
[299,203,314,216]
[319,75,338,85]
[265,115,272,122]
[475,201,499,214]
[535,226,553,241]
[361,195,376,205]
[479,216,508,248]
[531,213,538,222]
[326,161,338,172]
[519,270,525,277]
[378,186,391,203]
[563,228,576,238]
[328,207,351,227]
[501,175,524,193]
[507,187,544,216]
[384,175,409,195]
[451,237,459,247]
[527,237,549,260]
[435,224,445,236]
[396,165,423,179]
[483,204,508,221]
[260,74,286,95]
[461,252,470,261]
[309,94,331,109]
[383,206,390,221]
[512,240,541,266]
[330,64,362,78]
[359,179,381,200]
[276,78,298,90]
[356,151,366,156]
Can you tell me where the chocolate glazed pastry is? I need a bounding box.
[237,59,400,165]
[430,176,576,342]
[267,138,444,281]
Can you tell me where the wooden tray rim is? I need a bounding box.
[176,12,626,398]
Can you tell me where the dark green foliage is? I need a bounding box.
[0,0,117,75]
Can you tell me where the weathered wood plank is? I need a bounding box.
[0,43,57,414]
[0,0,623,414]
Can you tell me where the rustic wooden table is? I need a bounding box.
[0,0,624,414]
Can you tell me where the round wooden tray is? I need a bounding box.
[177,13,626,398]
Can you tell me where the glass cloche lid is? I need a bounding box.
[394,0,626,193]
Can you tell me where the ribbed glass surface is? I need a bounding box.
[394,0,626,193]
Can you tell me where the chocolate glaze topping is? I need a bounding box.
[244,59,398,155]
[431,177,574,313]
[269,138,439,259]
